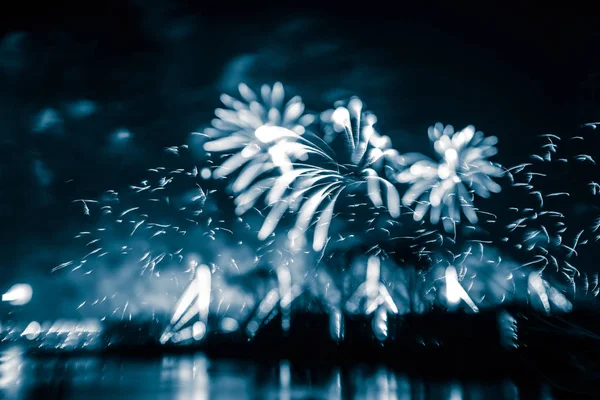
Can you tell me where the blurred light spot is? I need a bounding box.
[33,159,53,187]
[196,264,212,322]
[66,100,96,119]
[107,129,133,154]
[372,308,388,341]
[370,147,383,160]
[220,317,239,333]
[246,320,259,336]
[0,31,27,75]
[111,129,132,142]
[445,267,462,305]
[200,168,211,180]
[33,108,62,134]
[498,311,519,349]
[528,272,550,314]
[21,321,41,340]
[329,309,343,342]
[449,382,463,400]
[192,321,206,341]
[547,285,572,312]
[438,163,451,180]
[173,326,193,343]
[276,266,292,332]
[0,347,23,389]
[366,256,380,295]
[331,107,350,132]
[371,134,390,149]
[279,360,291,390]
[2,284,32,306]
[159,332,172,345]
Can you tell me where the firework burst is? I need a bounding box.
[203,82,315,182]
[396,123,504,233]
[206,93,403,252]
[57,80,600,347]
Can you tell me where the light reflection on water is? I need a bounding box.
[0,346,549,400]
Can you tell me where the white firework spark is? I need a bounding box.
[396,122,504,232]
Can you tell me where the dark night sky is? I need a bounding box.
[0,2,599,318]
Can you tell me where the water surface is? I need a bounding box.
[0,346,554,399]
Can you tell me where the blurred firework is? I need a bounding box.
[206,87,403,253]
[203,82,315,181]
[395,123,504,233]
[56,82,600,348]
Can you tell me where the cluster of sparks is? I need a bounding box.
[498,128,600,304]
[57,146,249,323]
[59,82,599,344]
